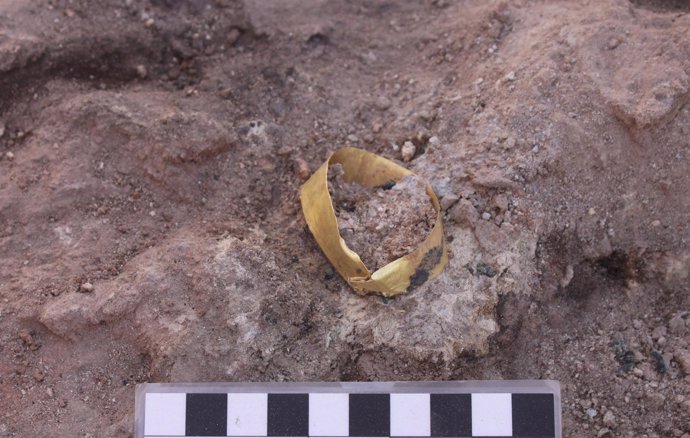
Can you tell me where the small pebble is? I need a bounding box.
[481,212,492,220]
[602,410,616,428]
[79,282,94,293]
[135,64,148,79]
[346,134,359,143]
[440,194,459,211]
[668,314,686,334]
[504,71,516,81]
[374,97,391,111]
[674,349,690,375]
[644,391,665,410]
[18,329,36,347]
[218,88,233,99]
[294,158,310,181]
[416,109,433,121]
[227,28,241,45]
[276,146,293,156]
[5,151,14,160]
[46,387,54,398]
[597,428,611,438]
[32,369,45,382]
[450,199,479,227]
[632,319,642,329]
[18,329,35,346]
[651,219,661,227]
[586,408,598,418]
[651,326,666,340]
[401,141,416,162]
[559,264,574,288]
[607,37,621,50]
[639,362,657,380]
[492,194,509,213]
[532,144,539,153]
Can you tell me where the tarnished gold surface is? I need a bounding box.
[300,147,448,297]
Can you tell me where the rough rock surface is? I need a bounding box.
[1,1,689,437]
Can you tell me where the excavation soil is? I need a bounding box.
[328,164,435,271]
[1,1,690,437]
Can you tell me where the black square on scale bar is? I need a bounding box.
[430,393,472,437]
[349,393,390,437]
[185,393,227,436]
[512,393,555,437]
[268,393,309,436]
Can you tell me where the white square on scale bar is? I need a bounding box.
[390,393,431,437]
[228,393,268,436]
[471,393,512,437]
[309,393,349,437]
[144,392,186,436]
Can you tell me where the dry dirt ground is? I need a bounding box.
[1,0,689,437]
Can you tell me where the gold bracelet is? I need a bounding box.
[300,147,447,297]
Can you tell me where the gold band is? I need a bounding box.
[300,147,447,297]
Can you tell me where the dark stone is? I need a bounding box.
[613,339,635,373]
[476,262,496,277]
[377,180,396,190]
[408,246,444,290]
[651,351,668,374]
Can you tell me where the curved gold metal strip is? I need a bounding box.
[300,147,447,297]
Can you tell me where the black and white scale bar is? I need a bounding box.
[135,381,561,438]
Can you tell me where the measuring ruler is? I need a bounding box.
[135,381,561,438]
